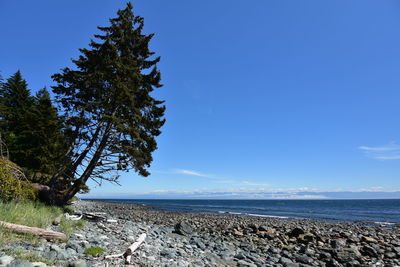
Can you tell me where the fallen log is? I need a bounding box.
[105,233,147,264]
[0,220,67,241]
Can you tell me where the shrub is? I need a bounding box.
[83,247,105,257]
[0,158,37,201]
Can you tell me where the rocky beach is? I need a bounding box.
[1,200,399,267]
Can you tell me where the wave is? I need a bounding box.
[247,213,289,219]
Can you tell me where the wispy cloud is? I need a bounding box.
[359,142,400,160]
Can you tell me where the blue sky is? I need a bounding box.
[1,0,400,199]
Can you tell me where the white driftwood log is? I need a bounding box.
[0,220,67,241]
[105,233,147,263]
[65,213,83,221]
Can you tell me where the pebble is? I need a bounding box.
[0,200,399,267]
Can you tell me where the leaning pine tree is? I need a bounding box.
[46,3,165,205]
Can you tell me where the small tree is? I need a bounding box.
[48,2,165,205]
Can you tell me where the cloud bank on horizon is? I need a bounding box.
[84,186,400,200]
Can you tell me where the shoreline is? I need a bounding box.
[85,199,400,226]
[1,199,399,266]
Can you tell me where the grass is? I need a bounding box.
[59,216,86,237]
[83,246,105,257]
[0,200,63,246]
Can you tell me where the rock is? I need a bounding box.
[67,260,87,267]
[330,238,346,248]
[7,260,34,267]
[385,251,396,258]
[237,259,257,267]
[297,232,315,243]
[234,230,244,236]
[295,254,313,264]
[361,236,377,243]
[361,245,378,257]
[279,257,293,264]
[336,247,361,263]
[0,255,14,265]
[31,263,47,267]
[258,225,271,231]
[174,221,193,236]
[288,227,305,238]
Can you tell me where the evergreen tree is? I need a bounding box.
[0,73,66,180]
[49,2,165,204]
[0,71,36,168]
[28,88,67,180]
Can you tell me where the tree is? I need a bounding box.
[48,2,165,205]
[0,73,66,180]
[28,88,67,181]
[0,71,36,168]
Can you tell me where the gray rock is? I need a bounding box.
[67,260,86,267]
[0,255,14,265]
[279,257,293,264]
[295,254,313,264]
[174,221,194,236]
[7,260,33,267]
[237,259,257,267]
[31,263,47,267]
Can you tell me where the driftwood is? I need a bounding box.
[105,233,146,264]
[83,212,107,221]
[0,220,67,241]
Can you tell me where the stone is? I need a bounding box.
[337,248,362,263]
[67,260,87,267]
[330,238,346,248]
[31,263,47,267]
[295,254,313,264]
[174,221,194,236]
[0,255,14,265]
[361,236,377,243]
[279,257,293,264]
[288,227,305,238]
[237,260,257,267]
[361,245,378,257]
[234,230,244,236]
[297,232,315,243]
[7,260,34,267]
[385,252,396,258]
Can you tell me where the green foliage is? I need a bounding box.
[0,71,36,168]
[0,72,66,178]
[0,200,62,245]
[0,158,37,201]
[49,2,165,203]
[83,246,105,257]
[59,217,86,237]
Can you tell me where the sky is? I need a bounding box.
[1,0,400,199]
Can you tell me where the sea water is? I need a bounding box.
[90,199,400,223]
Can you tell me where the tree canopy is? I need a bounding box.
[47,2,165,204]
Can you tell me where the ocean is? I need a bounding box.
[90,199,400,224]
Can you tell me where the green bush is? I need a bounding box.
[0,158,37,201]
[84,247,105,257]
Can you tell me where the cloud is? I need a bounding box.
[242,181,271,187]
[359,142,400,160]
[83,186,400,199]
[173,169,214,178]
